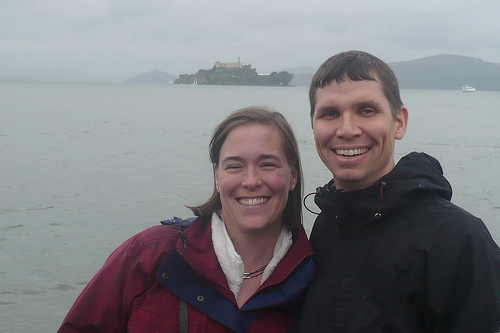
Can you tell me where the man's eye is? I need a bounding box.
[361,108,376,115]
[322,111,339,118]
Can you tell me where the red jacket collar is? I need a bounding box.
[176,216,313,302]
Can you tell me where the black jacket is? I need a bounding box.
[299,152,500,333]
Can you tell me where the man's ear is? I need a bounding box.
[395,106,409,140]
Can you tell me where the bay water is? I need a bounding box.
[1,82,499,332]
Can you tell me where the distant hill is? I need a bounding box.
[126,70,177,84]
[284,55,500,90]
[389,55,500,91]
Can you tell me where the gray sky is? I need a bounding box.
[2,0,499,82]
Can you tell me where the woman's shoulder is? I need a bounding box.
[135,224,180,241]
[129,216,198,246]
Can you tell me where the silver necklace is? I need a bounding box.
[243,265,267,279]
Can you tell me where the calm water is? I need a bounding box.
[1,82,499,332]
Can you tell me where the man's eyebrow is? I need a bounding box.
[315,105,339,114]
[356,99,382,109]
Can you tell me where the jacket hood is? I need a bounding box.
[314,152,452,226]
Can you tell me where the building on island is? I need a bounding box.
[214,57,252,70]
[215,57,241,69]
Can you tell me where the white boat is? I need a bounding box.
[193,77,198,85]
[462,84,476,92]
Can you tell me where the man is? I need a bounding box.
[298,51,500,332]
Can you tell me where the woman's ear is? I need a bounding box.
[290,167,298,191]
[214,164,220,192]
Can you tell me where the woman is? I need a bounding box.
[58,107,315,332]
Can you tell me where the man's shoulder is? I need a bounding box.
[414,194,481,225]
[399,194,495,245]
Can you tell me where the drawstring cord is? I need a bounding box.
[304,180,385,230]
[303,191,321,215]
[375,181,386,219]
[303,182,334,215]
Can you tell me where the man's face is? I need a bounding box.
[312,77,408,191]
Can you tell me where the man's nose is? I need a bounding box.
[337,114,361,139]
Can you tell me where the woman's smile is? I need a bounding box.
[238,197,270,206]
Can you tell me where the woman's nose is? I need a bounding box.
[242,168,262,188]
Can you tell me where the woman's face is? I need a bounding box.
[215,123,297,236]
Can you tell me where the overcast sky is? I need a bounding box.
[2,0,500,82]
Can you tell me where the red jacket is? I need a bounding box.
[58,217,314,332]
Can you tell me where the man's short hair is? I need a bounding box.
[309,50,403,122]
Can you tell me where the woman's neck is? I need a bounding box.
[226,223,281,271]
[231,226,282,308]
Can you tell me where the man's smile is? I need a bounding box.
[334,148,369,157]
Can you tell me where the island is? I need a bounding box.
[174,59,293,86]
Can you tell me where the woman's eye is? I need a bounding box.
[261,162,278,169]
